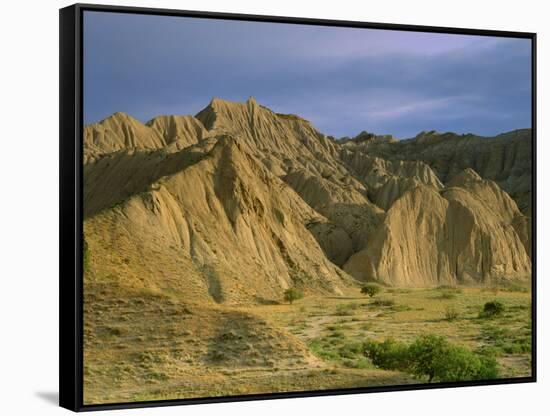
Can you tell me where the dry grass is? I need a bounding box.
[83,280,532,404]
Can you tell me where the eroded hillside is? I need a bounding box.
[84,97,532,300]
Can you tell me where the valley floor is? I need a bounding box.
[83,284,532,405]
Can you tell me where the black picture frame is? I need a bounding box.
[60,3,537,412]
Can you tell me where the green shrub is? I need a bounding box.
[364,338,409,371]
[361,283,381,297]
[364,334,499,382]
[479,301,505,318]
[407,335,498,382]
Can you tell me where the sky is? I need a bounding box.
[83,11,532,139]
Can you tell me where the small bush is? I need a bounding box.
[444,306,459,321]
[284,287,304,304]
[407,335,498,382]
[479,301,505,318]
[361,283,381,297]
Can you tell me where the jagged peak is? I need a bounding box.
[206,96,248,109]
[198,97,315,124]
[209,96,226,106]
[195,98,235,120]
[196,97,320,136]
[195,97,249,129]
[99,111,143,126]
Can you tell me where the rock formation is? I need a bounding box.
[83,98,532,298]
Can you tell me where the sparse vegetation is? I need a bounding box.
[284,287,304,304]
[83,282,531,403]
[371,298,394,307]
[498,281,530,293]
[309,336,372,369]
[361,283,381,298]
[435,286,462,300]
[439,291,456,300]
[480,325,531,355]
[334,303,360,316]
[444,306,459,321]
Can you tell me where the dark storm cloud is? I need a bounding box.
[83,11,531,138]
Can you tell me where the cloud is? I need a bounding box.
[83,11,532,138]
[362,95,480,122]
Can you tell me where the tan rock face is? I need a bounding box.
[84,112,165,162]
[84,98,532,296]
[344,177,531,286]
[85,134,353,304]
[349,129,533,216]
[146,115,211,152]
[374,176,423,211]
[307,222,354,267]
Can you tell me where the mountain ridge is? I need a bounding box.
[83,97,532,299]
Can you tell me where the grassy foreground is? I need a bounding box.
[83,282,531,404]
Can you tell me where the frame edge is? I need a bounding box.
[60,4,83,412]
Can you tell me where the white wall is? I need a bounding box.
[0,0,546,414]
